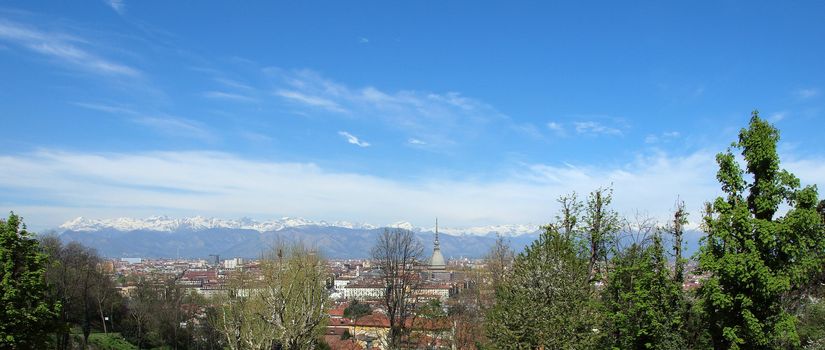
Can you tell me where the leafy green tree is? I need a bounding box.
[41,237,109,349]
[697,112,825,349]
[602,230,686,349]
[584,187,621,283]
[0,212,61,348]
[343,299,371,320]
[486,205,602,349]
[798,299,825,348]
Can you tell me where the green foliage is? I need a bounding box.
[41,236,118,349]
[0,212,61,348]
[343,299,371,320]
[418,299,446,320]
[486,225,602,349]
[214,244,329,350]
[798,300,825,347]
[87,332,138,350]
[584,187,621,282]
[602,233,686,349]
[697,111,825,349]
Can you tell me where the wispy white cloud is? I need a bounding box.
[214,78,254,91]
[547,122,563,131]
[512,123,543,139]
[268,69,504,148]
[573,121,623,136]
[2,149,823,232]
[546,121,566,137]
[238,131,272,143]
[132,117,213,141]
[203,91,256,103]
[0,19,140,77]
[338,131,370,147]
[72,102,212,140]
[408,138,426,145]
[768,112,787,122]
[275,89,348,113]
[644,131,681,144]
[72,102,139,115]
[358,37,369,44]
[795,88,819,99]
[105,0,125,14]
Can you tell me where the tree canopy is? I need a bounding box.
[0,213,60,348]
[697,111,825,349]
[486,194,603,349]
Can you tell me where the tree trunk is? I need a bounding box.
[98,298,107,334]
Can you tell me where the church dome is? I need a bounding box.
[430,249,446,270]
[429,219,447,270]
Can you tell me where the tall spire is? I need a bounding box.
[429,218,446,270]
[434,217,439,247]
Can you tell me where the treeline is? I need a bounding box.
[459,113,825,349]
[1,218,329,349]
[0,222,225,349]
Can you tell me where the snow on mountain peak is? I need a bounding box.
[58,216,540,236]
[388,221,416,231]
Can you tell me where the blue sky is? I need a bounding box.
[1,1,824,231]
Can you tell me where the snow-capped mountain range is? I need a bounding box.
[59,216,541,237]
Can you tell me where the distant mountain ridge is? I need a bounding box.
[56,216,544,259]
[55,216,703,260]
[59,216,542,237]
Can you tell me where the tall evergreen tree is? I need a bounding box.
[697,111,825,349]
[0,212,60,348]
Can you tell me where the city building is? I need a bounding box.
[428,219,447,271]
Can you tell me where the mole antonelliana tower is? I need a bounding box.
[429,219,447,270]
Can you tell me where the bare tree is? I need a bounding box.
[214,268,275,350]
[372,228,424,349]
[214,244,328,350]
[452,233,516,349]
[258,244,329,350]
[664,199,688,282]
[93,262,118,335]
[447,276,484,349]
[482,234,514,303]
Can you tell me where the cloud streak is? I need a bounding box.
[105,0,125,14]
[573,121,623,136]
[269,69,504,149]
[274,89,347,113]
[203,91,256,103]
[5,148,823,232]
[338,131,370,147]
[796,88,819,99]
[645,131,681,144]
[72,102,212,140]
[0,19,140,77]
[132,117,213,140]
